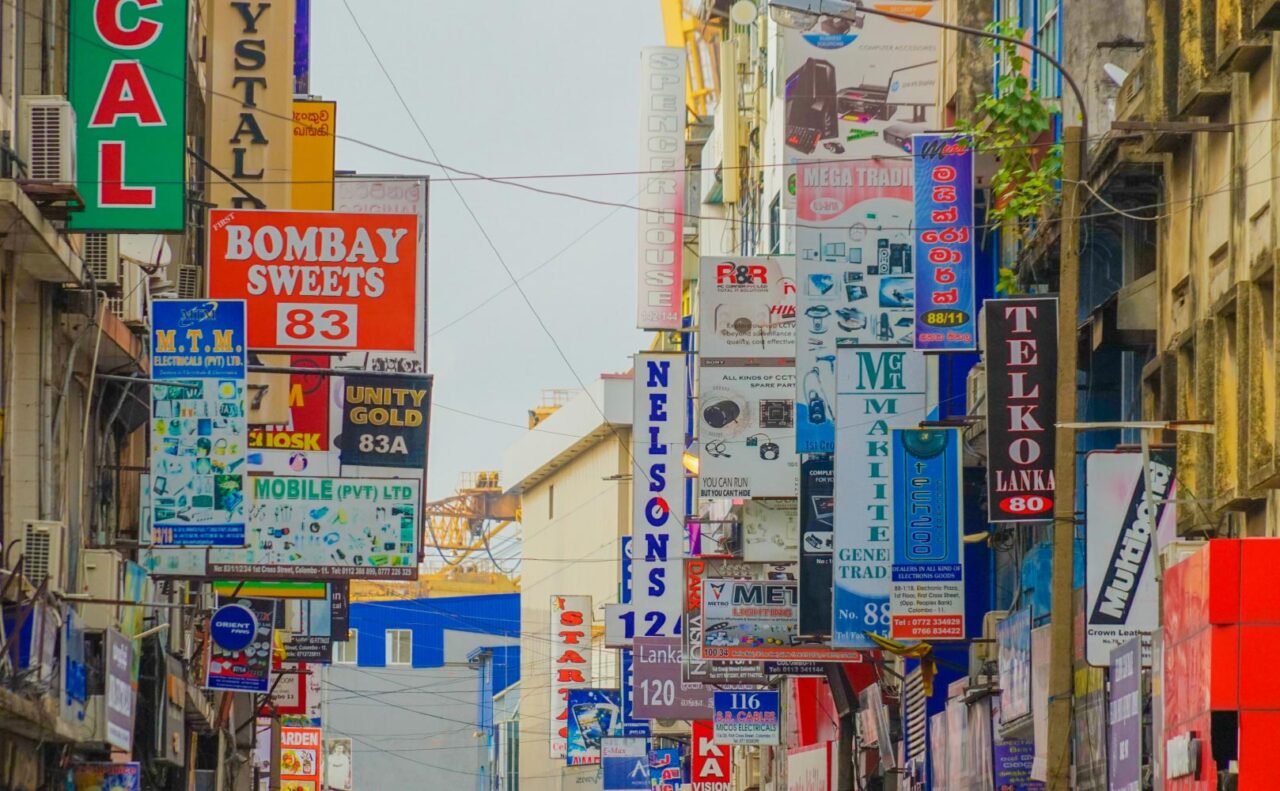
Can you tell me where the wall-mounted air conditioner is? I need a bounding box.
[19,96,75,183]
[22,520,67,595]
[83,234,121,288]
[80,549,123,631]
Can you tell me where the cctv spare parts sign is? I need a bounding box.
[208,209,420,354]
[698,363,798,498]
[68,0,187,231]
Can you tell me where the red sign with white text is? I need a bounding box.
[692,720,732,791]
[279,726,322,782]
[208,209,420,353]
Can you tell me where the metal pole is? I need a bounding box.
[1046,125,1084,790]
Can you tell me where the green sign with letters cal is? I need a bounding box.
[68,0,187,231]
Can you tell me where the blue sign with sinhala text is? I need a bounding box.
[650,748,681,791]
[912,134,977,350]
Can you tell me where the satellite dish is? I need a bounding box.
[730,0,758,26]
[119,234,172,267]
[1103,63,1130,88]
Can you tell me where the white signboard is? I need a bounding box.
[632,353,687,637]
[550,595,592,759]
[1084,450,1173,666]
[742,500,799,562]
[831,348,929,648]
[637,48,686,331]
[698,364,799,498]
[604,603,633,649]
[699,256,796,358]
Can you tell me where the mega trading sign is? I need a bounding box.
[69,0,187,231]
[208,209,420,354]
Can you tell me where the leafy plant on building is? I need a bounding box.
[957,20,1063,295]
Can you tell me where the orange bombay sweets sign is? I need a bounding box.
[208,209,419,353]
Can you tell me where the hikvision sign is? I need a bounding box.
[631,354,686,638]
[984,297,1058,523]
[637,48,686,330]
[549,595,592,758]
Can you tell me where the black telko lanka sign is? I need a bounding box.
[984,297,1058,523]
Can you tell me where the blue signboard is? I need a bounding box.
[889,429,965,639]
[621,536,633,604]
[650,747,681,791]
[912,134,977,350]
[602,737,650,791]
[713,691,780,745]
[209,604,257,651]
[149,299,247,546]
[566,689,623,766]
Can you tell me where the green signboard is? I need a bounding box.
[68,0,187,231]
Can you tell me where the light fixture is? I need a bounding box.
[768,5,819,30]
[682,450,700,475]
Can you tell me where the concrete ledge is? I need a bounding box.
[0,686,92,744]
[0,180,83,284]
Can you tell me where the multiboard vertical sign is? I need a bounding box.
[832,348,929,648]
[632,353,686,637]
[889,429,964,640]
[637,48,686,330]
[912,134,977,350]
[798,455,834,636]
[549,596,592,759]
[984,297,1058,522]
[68,0,188,231]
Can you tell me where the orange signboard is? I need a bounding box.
[281,726,322,789]
[208,209,420,353]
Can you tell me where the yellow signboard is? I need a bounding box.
[291,100,336,210]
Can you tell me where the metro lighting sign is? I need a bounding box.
[69,0,188,231]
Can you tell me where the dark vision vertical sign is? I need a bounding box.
[984,297,1058,523]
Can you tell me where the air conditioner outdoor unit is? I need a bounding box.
[176,264,201,299]
[19,96,75,183]
[970,609,1007,682]
[22,519,67,595]
[80,549,123,631]
[83,234,121,288]
[116,261,146,325]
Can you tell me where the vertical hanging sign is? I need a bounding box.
[912,134,976,350]
[632,353,687,637]
[637,48,686,330]
[692,720,731,791]
[550,595,592,759]
[68,0,188,231]
[889,429,964,640]
[798,455,834,636]
[984,297,1058,522]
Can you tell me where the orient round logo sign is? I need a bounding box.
[210,604,257,652]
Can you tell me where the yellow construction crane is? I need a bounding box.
[659,0,722,120]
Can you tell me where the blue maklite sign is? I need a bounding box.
[889,428,965,640]
[713,691,780,745]
[912,133,976,350]
[602,737,650,791]
[149,299,248,546]
[209,604,257,651]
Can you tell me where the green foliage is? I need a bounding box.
[957,20,1063,293]
[996,267,1020,296]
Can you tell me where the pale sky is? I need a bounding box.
[313,1,661,501]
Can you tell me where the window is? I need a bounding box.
[1032,0,1061,98]
[332,630,357,664]
[386,629,413,665]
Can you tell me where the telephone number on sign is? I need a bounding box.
[275,303,358,348]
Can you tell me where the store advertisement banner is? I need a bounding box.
[72,763,141,791]
[698,363,799,497]
[998,608,1032,723]
[650,747,681,791]
[339,374,432,468]
[703,580,872,662]
[566,689,622,766]
[632,353,687,638]
[1108,638,1142,791]
[713,691,780,745]
[700,256,796,358]
[291,100,336,210]
[1085,449,1173,667]
[984,297,1058,523]
[207,209,420,354]
[832,348,929,647]
[692,720,731,791]
[324,738,354,791]
[637,47,686,330]
[67,0,186,231]
[890,429,964,640]
[550,595,592,759]
[247,354,331,472]
[205,597,275,693]
[280,726,322,785]
[795,159,918,453]
[150,300,247,546]
[799,455,835,635]
[683,558,766,683]
[282,596,333,663]
[742,500,800,562]
[787,743,832,791]
[206,477,419,579]
[602,737,650,791]
[912,134,976,350]
[781,8,940,161]
[105,629,135,752]
[632,637,714,719]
